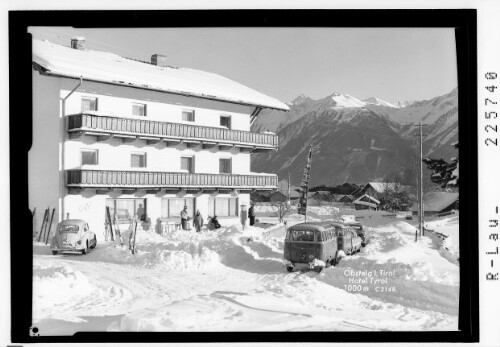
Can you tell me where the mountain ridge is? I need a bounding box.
[251,88,458,186]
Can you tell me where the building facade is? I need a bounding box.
[30,38,288,238]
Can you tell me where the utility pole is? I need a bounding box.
[288,172,291,205]
[414,123,427,238]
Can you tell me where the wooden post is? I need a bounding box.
[413,123,427,239]
[45,208,56,245]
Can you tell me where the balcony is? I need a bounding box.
[66,113,278,152]
[66,169,278,192]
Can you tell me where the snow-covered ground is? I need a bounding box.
[425,215,460,262]
[32,216,459,334]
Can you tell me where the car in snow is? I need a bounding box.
[283,222,342,272]
[50,219,97,255]
[340,215,368,246]
[336,223,363,255]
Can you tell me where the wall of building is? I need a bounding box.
[29,72,63,233]
[31,74,261,240]
[60,78,254,131]
[64,190,250,241]
[64,136,251,174]
[60,77,260,175]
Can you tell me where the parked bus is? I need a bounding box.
[283,221,363,272]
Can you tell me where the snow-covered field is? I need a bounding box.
[32,216,459,334]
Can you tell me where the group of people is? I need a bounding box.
[179,202,258,232]
[135,203,257,233]
[180,206,221,232]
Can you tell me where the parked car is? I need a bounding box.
[336,223,363,254]
[340,216,368,246]
[50,219,97,255]
[283,222,342,272]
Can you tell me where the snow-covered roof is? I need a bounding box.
[411,191,459,212]
[337,194,355,202]
[32,39,289,111]
[354,194,381,205]
[365,182,411,194]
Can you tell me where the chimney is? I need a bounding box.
[71,36,85,50]
[151,54,168,67]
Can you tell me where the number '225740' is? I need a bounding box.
[485,72,498,146]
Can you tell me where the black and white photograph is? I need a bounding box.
[4,7,486,344]
[26,24,463,334]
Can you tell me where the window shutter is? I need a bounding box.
[131,153,146,168]
[181,157,193,173]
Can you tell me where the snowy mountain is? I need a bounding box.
[287,94,311,106]
[329,93,366,108]
[394,100,416,108]
[254,92,374,133]
[252,88,458,186]
[362,97,397,108]
[381,88,458,125]
[252,107,415,186]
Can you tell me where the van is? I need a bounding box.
[283,221,364,272]
[283,222,342,272]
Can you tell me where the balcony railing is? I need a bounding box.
[67,113,278,151]
[66,169,278,190]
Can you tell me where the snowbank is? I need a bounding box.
[425,216,460,259]
[316,220,459,316]
[33,261,96,321]
[33,215,460,333]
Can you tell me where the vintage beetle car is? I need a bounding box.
[50,219,97,255]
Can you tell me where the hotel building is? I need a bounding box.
[30,37,288,237]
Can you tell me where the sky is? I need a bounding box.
[29,27,457,104]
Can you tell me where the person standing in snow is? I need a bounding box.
[248,203,255,226]
[136,204,145,221]
[193,210,204,232]
[180,205,190,230]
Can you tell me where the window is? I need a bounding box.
[132,103,146,116]
[181,156,194,173]
[208,197,238,217]
[182,110,195,122]
[161,198,195,218]
[58,224,79,233]
[131,153,146,168]
[220,115,231,129]
[81,97,98,112]
[106,198,146,223]
[219,158,232,174]
[336,227,345,237]
[290,230,315,242]
[81,149,98,165]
